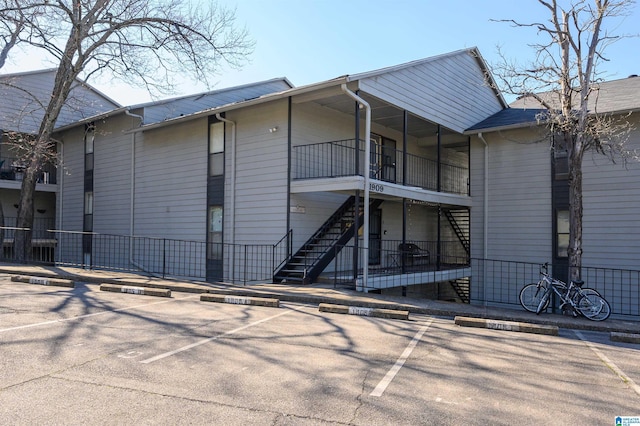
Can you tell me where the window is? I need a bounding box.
[85,123,95,172]
[208,205,223,259]
[84,191,94,215]
[552,133,568,180]
[556,209,569,258]
[84,191,93,232]
[209,122,224,176]
[83,124,95,252]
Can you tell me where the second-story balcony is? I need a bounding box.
[292,139,469,196]
[0,155,57,185]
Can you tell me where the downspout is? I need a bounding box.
[478,132,489,306]
[216,113,236,279]
[341,84,371,292]
[56,141,63,263]
[125,109,143,267]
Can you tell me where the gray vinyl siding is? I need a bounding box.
[468,130,550,304]
[481,129,551,262]
[142,80,291,125]
[229,100,289,245]
[469,137,486,259]
[56,126,86,264]
[289,192,349,250]
[358,51,503,134]
[134,118,208,241]
[289,101,362,249]
[92,114,135,235]
[291,101,355,146]
[58,126,86,232]
[474,116,640,270]
[582,119,640,270]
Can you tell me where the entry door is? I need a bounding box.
[369,208,382,265]
[381,137,397,183]
[369,135,396,183]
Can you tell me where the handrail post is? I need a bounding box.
[162,238,166,279]
[244,244,248,286]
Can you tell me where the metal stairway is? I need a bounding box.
[274,196,383,284]
[443,208,470,256]
[448,278,471,303]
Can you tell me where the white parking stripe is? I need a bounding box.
[370,318,434,397]
[140,305,306,364]
[574,330,640,397]
[0,294,198,333]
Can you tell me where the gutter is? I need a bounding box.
[478,132,489,306]
[124,108,144,268]
[341,84,371,292]
[56,141,63,263]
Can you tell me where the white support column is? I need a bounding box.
[341,84,371,292]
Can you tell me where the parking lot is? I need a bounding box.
[1,273,639,425]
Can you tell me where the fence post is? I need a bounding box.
[333,245,338,288]
[162,238,166,279]
[244,244,248,286]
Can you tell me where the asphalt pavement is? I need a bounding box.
[1,262,639,335]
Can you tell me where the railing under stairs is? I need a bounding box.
[448,278,471,303]
[443,208,470,256]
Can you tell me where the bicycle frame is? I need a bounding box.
[538,265,599,314]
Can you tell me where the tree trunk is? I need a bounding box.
[567,147,584,281]
[0,201,5,260]
[14,157,38,262]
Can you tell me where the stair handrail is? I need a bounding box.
[272,229,293,273]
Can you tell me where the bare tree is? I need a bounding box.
[492,0,636,279]
[0,0,253,261]
[0,0,31,255]
[0,1,26,68]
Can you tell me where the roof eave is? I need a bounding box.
[464,121,539,135]
[469,47,509,109]
[53,106,131,133]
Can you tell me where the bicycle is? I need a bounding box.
[519,263,611,321]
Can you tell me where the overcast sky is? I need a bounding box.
[2,0,639,105]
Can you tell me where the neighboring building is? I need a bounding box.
[467,75,640,316]
[0,69,120,255]
[52,48,505,301]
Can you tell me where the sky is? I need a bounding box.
[2,0,639,106]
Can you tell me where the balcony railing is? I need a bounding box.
[292,139,469,195]
[2,217,56,239]
[0,155,57,184]
[2,225,639,319]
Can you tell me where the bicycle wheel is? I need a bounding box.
[581,288,601,297]
[568,287,600,306]
[577,294,611,321]
[519,283,548,313]
[536,288,552,315]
